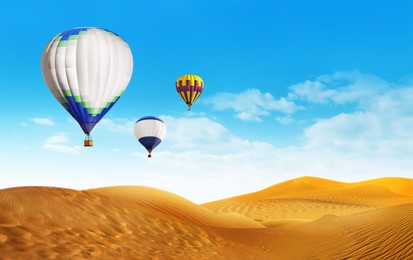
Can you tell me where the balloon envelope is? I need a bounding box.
[41,27,133,137]
[176,74,204,110]
[134,116,167,157]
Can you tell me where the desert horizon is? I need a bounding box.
[1,175,413,259]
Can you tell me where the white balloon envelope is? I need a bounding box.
[134,116,167,158]
[41,27,133,146]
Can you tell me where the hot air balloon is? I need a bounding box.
[41,27,133,147]
[134,116,166,158]
[176,74,204,111]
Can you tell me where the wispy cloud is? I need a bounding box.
[278,71,413,156]
[44,134,69,144]
[158,115,268,153]
[288,70,389,105]
[98,118,135,134]
[31,117,55,126]
[275,115,305,125]
[203,88,302,122]
[43,133,82,154]
[304,93,413,155]
[203,71,391,123]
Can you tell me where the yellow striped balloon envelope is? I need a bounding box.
[175,74,204,110]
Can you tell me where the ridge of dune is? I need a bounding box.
[88,186,264,229]
[352,177,413,197]
[203,176,413,207]
[203,177,413,222]
[203,176,347,208]
[288,184,413,207]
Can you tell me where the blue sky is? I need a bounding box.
[1,0,413,202]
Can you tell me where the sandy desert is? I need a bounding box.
[1,176,413,259]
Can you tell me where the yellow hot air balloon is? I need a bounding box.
[175,74,204,110]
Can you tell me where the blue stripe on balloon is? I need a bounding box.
[60,27,89,40]
[101,28,119,36]
[62,96,121,135]
[75,101,86,125]
[138,136,162,150]
[65,96,82,122]
[136,116,164,123]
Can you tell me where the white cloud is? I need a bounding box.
[362,86,413,115]
[275,115,305,125]
[303,87,413,156]
[202,71,389,123]
[159,115,265,153]
[203,88,302,122]
[44,134,69,144]
[98,118,135,134]
[288,70,389,105]
[31,117,55,126]
[43,133,82,154]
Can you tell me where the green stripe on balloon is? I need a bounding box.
[64,89,72,96]
[58,41,68,47]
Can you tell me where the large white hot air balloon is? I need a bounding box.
[134,116,167,158]
[41,27,133,146]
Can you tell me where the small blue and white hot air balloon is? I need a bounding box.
[134,116,167,158]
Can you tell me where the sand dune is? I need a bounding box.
[203,176,413,221]
[208,202,413,259]
[355,177,413,196]
[0,186,266,259]
[0,176,413,259]
[89,186,264,229]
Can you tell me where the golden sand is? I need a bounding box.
[0,176,413,259]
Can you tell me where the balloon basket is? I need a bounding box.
[84,135,93,147]
[84,140,93,147]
